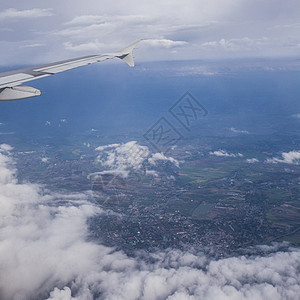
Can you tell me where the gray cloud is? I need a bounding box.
[1,1,300,64]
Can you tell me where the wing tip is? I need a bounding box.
[117,39,142,67]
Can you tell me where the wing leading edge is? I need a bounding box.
[0,39,141,101]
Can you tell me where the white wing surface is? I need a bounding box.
[0,39,141,101]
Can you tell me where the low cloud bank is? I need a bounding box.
[0,145,299,300]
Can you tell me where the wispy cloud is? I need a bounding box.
[64,40,105,52]
[65,14,146,26]
[0,8,53,20]
[202,37,269,51]
[292,113,300,119]
[246,158,259,163]
[20,43,45,48]
[0,27,13,32]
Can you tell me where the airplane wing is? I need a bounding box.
[0,39,141,101]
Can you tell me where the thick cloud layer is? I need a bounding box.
[0,146,104,299]
[0,145,299,300]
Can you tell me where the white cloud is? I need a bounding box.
[230,127,249,134]
[0,147,299,299]
[95,143,121,151]
[266,150,300,165]
[95,141,150,177]
[49,246,300,300]
[246,158,259,163]
[0,8,53,20]
[88,169,130,180]
[148,152,180,167]
[210,150,243,158]
[47,287,73,299]
[143,39,188,48]
[95,141,179,178]
[41,157,49,163]
[0,148,103,300]
[0,144,13,153]
[145,170,159,177]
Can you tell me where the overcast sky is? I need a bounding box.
[0,1,300,65]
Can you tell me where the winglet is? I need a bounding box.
[117,39,142,67]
